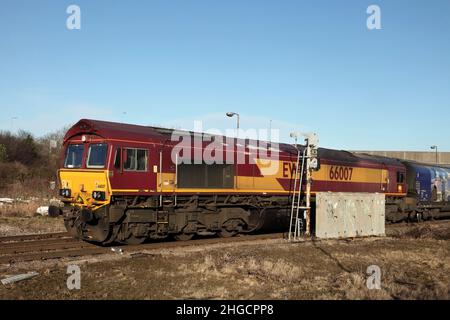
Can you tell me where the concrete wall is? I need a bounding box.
[315,192,385,239]
[353,151,450,165]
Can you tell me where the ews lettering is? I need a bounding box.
[283,162,298,178]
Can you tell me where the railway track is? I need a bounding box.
[386,219,450,229]
[0,220,448,265]
[0,233,284,265]
[0,238,93,255]
[0,232,69,243]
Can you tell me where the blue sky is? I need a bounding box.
[0,0,449,151]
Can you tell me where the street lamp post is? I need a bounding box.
[431,145,438,164]
[226,112,240,137]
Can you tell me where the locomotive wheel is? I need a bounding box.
[217,229,238,238]
[86,217,112,243]
[174,233,194,241]
[218,218,242,238]
[64,219,80,239]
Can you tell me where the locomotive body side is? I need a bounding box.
[56,119,411,243]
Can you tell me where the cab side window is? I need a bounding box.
[137,149,147,171]
[114,148,121,170]
[124,148,148,171]
[397,171,405,183]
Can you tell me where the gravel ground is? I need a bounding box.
[0,220,449,300]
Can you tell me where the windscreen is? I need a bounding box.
[87,144,108,168]
[64,144,84,168]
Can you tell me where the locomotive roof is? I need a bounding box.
[64,119,168,142]
[351,152,405,166]
[65,119,299,152]
[319,149,405,167]
[65,119,405,168]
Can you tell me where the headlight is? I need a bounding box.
[59,189,71,198]
[92,191,106,201]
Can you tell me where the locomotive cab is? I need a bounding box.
[59,140,111,211]
[56,136,113,241]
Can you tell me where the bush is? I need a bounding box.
[0,144,6,162]
[0,162,29,188]
[0,131,38,166]
[0,128,66,196]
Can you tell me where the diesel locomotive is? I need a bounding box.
[50,119,450,244]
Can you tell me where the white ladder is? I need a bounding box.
[288,147,309,241]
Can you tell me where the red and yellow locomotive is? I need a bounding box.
[53,119,408,244]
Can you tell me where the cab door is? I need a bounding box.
[109,145,157,193]
[380,163,389,192]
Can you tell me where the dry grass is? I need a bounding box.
[0,177,57,199]
[174,252,306,299]
[387,220,450,240]
[0,201,45,217]
[0,216,65,236]
[0,179,58,218]
[0,222,449,300]
[395,224,450,240]
[0,175,58,218]
[0,198,66,236]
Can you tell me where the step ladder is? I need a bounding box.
[287,132,318,241]
[156,210,169,234]
[288,147,310,241]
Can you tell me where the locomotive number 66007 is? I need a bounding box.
[329,166,354,181]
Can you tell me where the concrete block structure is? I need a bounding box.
[353,151,450,165]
